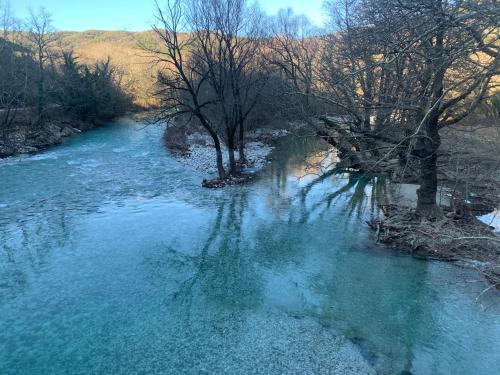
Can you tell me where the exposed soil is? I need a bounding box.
[0,122,82,158]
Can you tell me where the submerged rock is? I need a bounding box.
[202,174,255,188]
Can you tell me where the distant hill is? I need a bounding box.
[59,30,163,107]
[57,30,499,110]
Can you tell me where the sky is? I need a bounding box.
[8,0,326,32]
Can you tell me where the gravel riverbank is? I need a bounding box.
[0,122,84,158]
[173,129,290,175]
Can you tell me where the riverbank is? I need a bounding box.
[182,133,276,175]
[0,111,141,158]
[0,121,89,158]
[368,206,500,287]
[316,114,500,287]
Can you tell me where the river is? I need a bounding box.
[0,115,499,374]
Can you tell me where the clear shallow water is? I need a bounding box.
[0,116,499,375]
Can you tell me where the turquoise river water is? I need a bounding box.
[0,116,499,374]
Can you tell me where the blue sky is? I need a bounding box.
[8,0,326,32]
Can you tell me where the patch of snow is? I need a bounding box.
[478,209,500,233]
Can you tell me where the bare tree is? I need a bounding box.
[26,7,57,127]
[268,9,320,105]
[314,0,499,217]
[0,0,13,38]
[145,0,227,179]
[0,2,30,143]
[145,0,265,178]
[0,42,29,136]
[191,0,266,170]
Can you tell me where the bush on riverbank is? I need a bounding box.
[0,5,135,159]
[0,41,134,157]
[56,52,133,124]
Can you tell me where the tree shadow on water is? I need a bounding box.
[162,192,264,339]
[295,169,389,224]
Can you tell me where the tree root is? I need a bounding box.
[368,205,500,287]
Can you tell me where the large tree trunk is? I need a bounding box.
[415,0,445,219]
[227,128,238,175]
[414,117,442,218]
[197,114,226,180]
[213,136,226,180]
[37,55,45,127]
[416,151,440,217]
[238,121,245,164]
[228,145,237,175]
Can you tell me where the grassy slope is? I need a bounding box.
[59,30,162,107]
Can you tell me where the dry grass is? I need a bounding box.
[58,30,164,107]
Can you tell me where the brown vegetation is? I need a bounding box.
[59,30,163,107]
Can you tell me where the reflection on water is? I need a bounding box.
[0,118,499,374]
